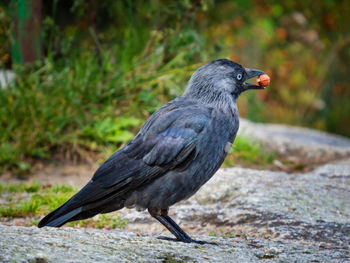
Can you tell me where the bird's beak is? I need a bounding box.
[242,68,267,91]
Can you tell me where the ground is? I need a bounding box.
[1,120,350,262]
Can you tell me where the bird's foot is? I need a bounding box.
[157,236,217,245]
[187,239,218,245]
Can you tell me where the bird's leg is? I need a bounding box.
[160,209,193,241]
[154,214,193,243]
[149,208,193,243]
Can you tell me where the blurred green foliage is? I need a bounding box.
[223,136,275,168]
[0,0,349,173]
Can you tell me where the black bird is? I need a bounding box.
[38,59,267,243]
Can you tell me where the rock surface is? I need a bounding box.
[1,163,350,262]
[0,70,15,89]
[239,119,350,164]
[0,224,348,263]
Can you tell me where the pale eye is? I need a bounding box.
[236,73,242,80]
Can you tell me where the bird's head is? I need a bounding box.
[184,59,268,106]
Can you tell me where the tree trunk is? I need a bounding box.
[12,0,42,65]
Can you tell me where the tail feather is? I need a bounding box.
[43,207,82,227]
[38,180,128,228]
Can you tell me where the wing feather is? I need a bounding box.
[92,100,211,188]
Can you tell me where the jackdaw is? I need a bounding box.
[38,59,267,243]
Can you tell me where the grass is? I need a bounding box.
[0,181,128,229]
[0,35,202,174]
[223,136,275,168]
[0,181,41,193]
[0,182,77,217]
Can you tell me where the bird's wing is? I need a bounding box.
[92,101,211,188]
